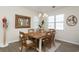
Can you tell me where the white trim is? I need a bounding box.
[0,43,9,47]
[0,39,19,47]
[56,39,79,45]
[8,39,19,44]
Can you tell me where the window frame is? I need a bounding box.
[47,14,64,30]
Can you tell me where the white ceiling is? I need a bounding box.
[25,6,66,13]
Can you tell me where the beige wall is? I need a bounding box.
[48,6,79,45]
[0,6,79,47]
[0,6,38,46]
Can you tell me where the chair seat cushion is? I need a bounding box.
[26,40,33,44]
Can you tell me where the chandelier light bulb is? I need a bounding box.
[38,13,48,19]
[38,13,42,17]
[43,13,48,17]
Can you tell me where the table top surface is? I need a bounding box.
[25,32,46,39]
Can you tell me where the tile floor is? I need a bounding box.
[0,40,79,52]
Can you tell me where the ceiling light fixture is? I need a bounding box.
[38,13,48,18]
[52,6,56,8]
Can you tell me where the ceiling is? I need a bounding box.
[25,6,66,13]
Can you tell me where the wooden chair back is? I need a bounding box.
[49,29,55,34]
[19,32,27,47]
[28,29,35,33]
[49,29,56,46]
[19,31,37,52]
[39,29,45,33]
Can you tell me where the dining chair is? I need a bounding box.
[28,29,35,33]
[19,31,37,52]
[42,31,52,48]
[49,29,55,33]
[39,28,45,33]
[28,29,38,46]
[49,29,56,46]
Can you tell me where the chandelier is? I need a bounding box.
[38,13,48,29]
[38,13,48,20]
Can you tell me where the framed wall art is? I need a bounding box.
[15,14,31,28]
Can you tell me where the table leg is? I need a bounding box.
[39,38,42,52]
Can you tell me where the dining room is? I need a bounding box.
[0,6,79,52]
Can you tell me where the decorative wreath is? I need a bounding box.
[66,15,78,26]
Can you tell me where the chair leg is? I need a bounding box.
[47,40,51,48]
[33,47,39,52]
[47,43,51,49]
[53,40,55,46]
[20,46,23,52]
[43,43,47,52]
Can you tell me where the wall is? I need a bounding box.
[0,6,38,46]
[48,6,79,45]
[0,6,79,46]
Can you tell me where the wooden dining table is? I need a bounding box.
[25,32,46,52]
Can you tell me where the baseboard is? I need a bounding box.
[0,39,19,47]
[56,39,79,45]
[8,39,19,44]
[8,38,79,46]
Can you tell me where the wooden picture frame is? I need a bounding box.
[15,14,31,28]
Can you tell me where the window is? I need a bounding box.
[48,16,55,29]
[56,14,64,30]
[48,14,64,30]
[32,16,39,29]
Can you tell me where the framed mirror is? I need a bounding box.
[15,15,31,28]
